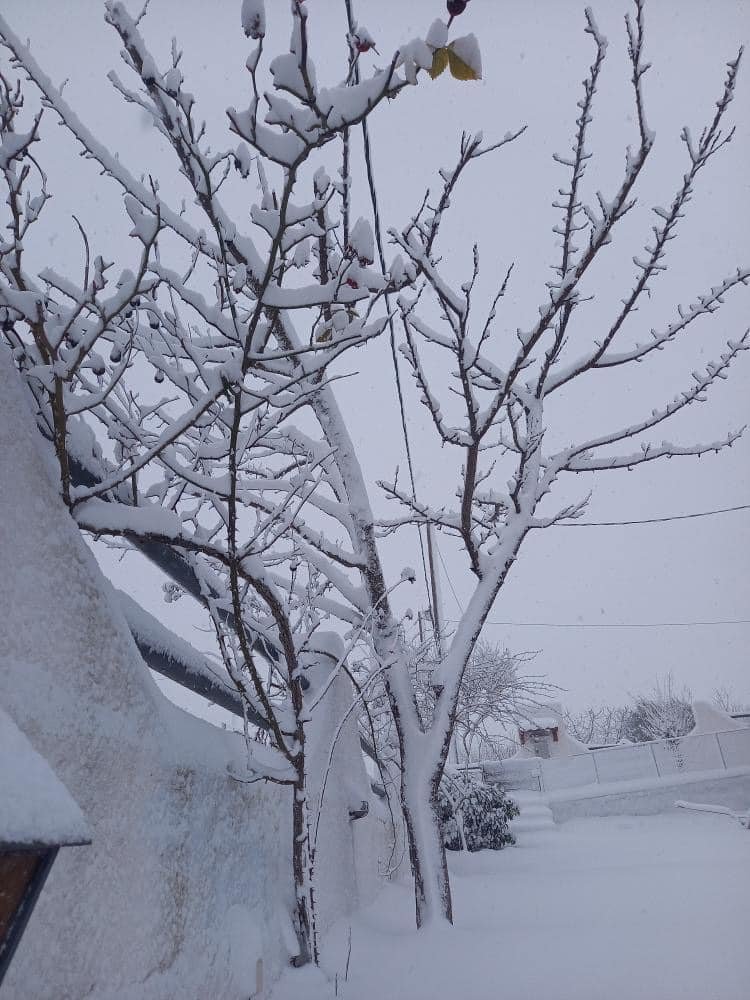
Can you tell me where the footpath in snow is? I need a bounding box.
[271,810,750,1000]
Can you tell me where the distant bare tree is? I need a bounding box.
[712,686,750,716]
[565,680,749,747]
[563,704,631,746]
[366,638,557,766]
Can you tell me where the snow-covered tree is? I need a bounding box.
[563,704,632,746]
[1,0,748,946]
[406,638,556,764]
[0,0,437,964]
[438,776,518,853]
[712,686,750,716]
[625,673,695,741]
[565,684,749,747]
[374,0,748,923]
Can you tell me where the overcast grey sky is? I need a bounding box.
[5,0,748,711]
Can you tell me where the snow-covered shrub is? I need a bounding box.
[438,777,518,852]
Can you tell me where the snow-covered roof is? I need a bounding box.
[0,707,91,848]
[519,716,559,732]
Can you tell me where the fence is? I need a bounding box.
[484,728,750,794]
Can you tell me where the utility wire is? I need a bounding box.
[445,618,750,629]
[434,503,749,625]
[556,503,750,527]
[346,0,433,617]
[435,536,464,615]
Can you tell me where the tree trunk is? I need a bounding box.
[291,774,318,966]
[401,774,453,927]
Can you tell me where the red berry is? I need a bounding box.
[447,0,468,15]
[345,277,359,289]
[357,40,373,53]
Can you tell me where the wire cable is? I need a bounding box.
[445,618,750,629]
[556,503,750,527]
[346,0,433,616]
[435,537,464,615]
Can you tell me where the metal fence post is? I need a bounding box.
[649,741,661,777]
[715,731,728,770]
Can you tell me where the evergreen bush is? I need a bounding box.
[438,777,519,852]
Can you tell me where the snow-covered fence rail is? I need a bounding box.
[715,728,750,769]
[591,742,656,784]
[485,730,750,794]
[540,752,598,791]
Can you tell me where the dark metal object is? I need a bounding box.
[131,632,263,726]
[132,622,385,800]
[49,434,386,797]
[348,800,370,821]
[65,449,279,665]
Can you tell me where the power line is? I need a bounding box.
[432,504,749,627]
[435,537,464,615]
[556,503,750,527]
[347,0,434,620]
[445,618,750,629]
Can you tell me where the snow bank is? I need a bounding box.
[690,699,749,735]
[270,813,750,1000]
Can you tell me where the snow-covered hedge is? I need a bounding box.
[438,777,519,852]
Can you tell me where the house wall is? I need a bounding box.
[0,348,393,998]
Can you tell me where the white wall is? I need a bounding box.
[539,732,750,793]
[0,349,393,998]
[491,728,750,799]
[550,772,750,822]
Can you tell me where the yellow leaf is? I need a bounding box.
[429,47,449,79]
[447,46,481,82]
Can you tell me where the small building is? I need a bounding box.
[516,705,591,759]
[518,717,560,758]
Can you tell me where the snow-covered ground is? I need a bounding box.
[271,811,750,1000]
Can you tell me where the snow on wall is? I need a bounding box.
[490,726,750,796]
[550,769,750,822]
[0,348,390,998]
[690,700,749,735]
[303,638,403,936]
[0,706,91,847]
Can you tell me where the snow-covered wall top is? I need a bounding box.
[690,700,749,736]
[0,706,90,847]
